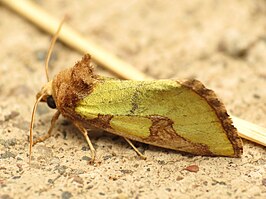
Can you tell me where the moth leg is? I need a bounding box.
[33,110,60,146]
[73,122,96,163]
[124,137,147,160]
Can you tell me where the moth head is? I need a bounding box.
[36,81,56,109]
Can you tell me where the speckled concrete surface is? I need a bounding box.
[0,1,266,198]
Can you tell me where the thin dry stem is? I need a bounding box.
[231,116,266,146]
[1,0,150,80]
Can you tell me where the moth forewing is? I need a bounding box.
[74,77,242,157]
[48,54,242,159]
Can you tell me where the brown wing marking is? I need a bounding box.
[145,116,213,155]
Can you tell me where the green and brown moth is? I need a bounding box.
[30,24,243,162]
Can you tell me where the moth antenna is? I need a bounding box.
[45,17,66,82]
[29,93,45,163]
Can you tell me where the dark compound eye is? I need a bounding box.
[47,95,56,109]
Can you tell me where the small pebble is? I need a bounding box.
[158,160,165,165]
[16,157,23,161]
[86,185,93,190]
[184,165,199,173]
[56,165,68,175]
[165,188,171,192]
[103,155,112,160]
[176,176,184,181]
[12,176,21,179]
[133,164,139,168]
[81,146,89,151]
[81,156,91,161]
[253,94,260,99]
[0,151,16,159]
[61,191,73,199]
[120,169,133,174]
[5,138,17,147]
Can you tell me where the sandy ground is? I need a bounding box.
[0,0,266,198]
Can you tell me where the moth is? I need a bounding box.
[30,23,243,162]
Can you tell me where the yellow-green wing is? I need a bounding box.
[75,79,242,157]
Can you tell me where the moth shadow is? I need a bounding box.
[147,145,197,158]
[58,119,104,141]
